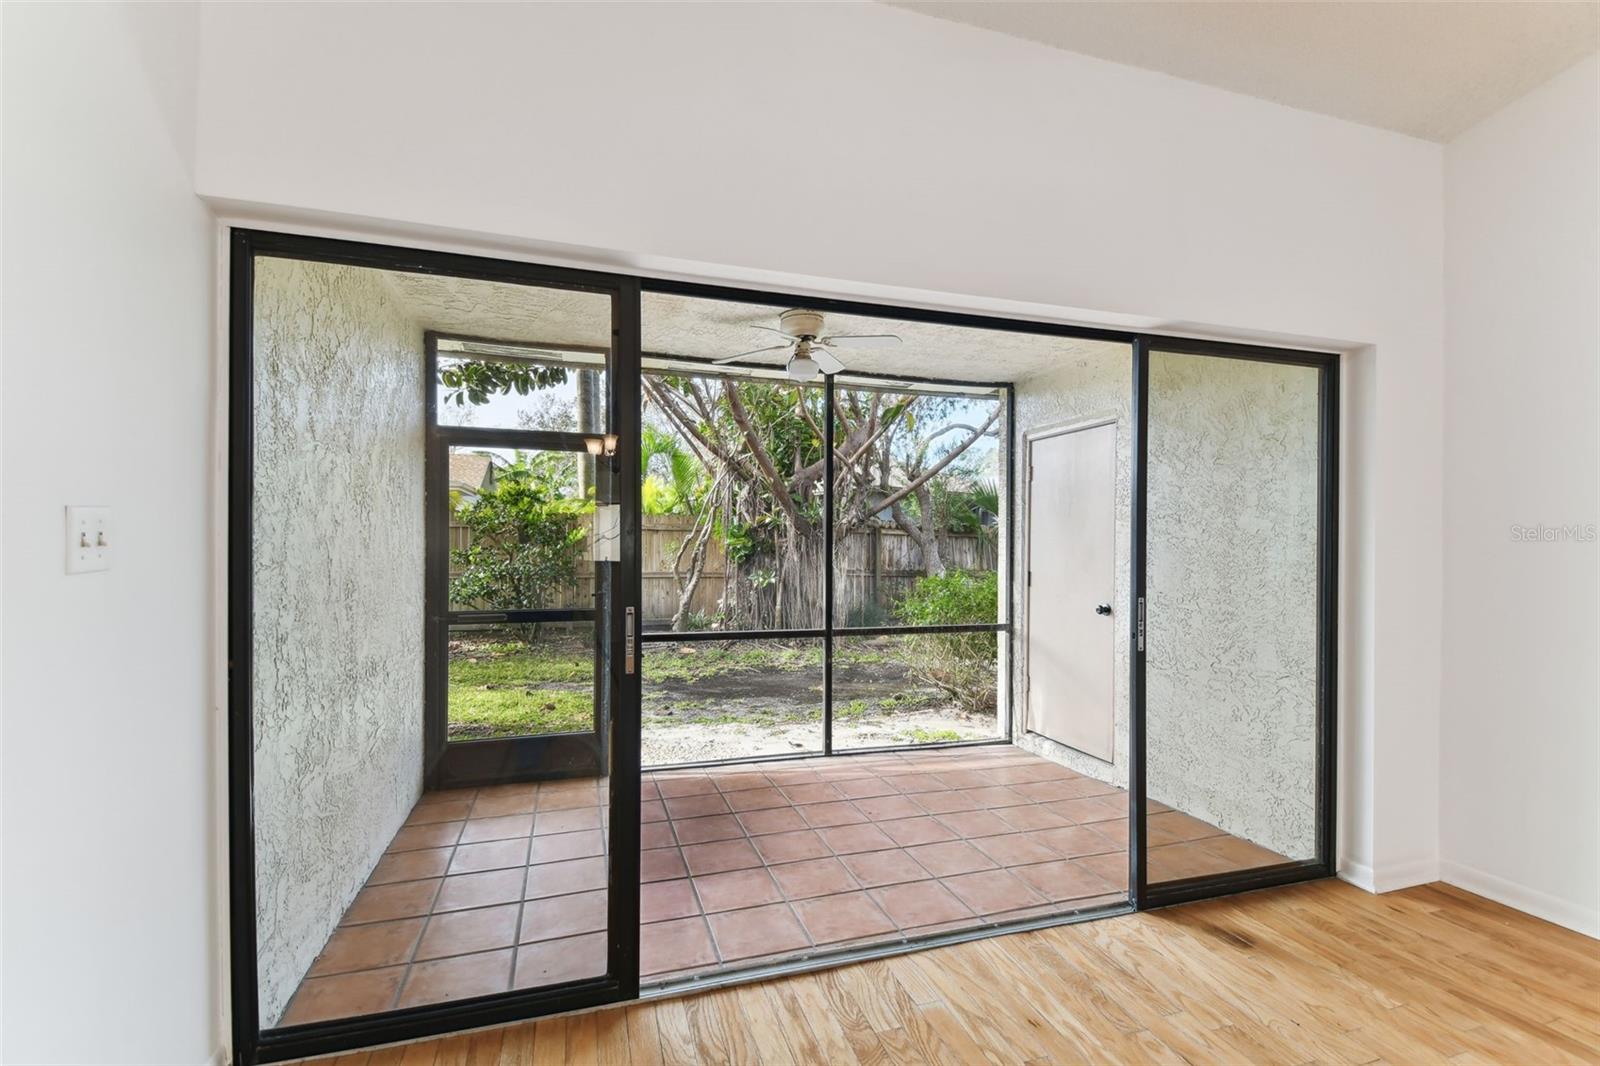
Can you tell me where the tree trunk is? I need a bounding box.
[671,520,712,631]
[727,528,826,630]
[575,369,598,496]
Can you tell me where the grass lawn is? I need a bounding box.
[447,629,991,747]
[447,631,595,738]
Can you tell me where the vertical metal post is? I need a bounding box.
[610,275,643,998]
[823,373,835,756]
[1316,361,1340,874]
[1004,385,1016,741]
[1129,338,1150,910]
[227,230,262,1065]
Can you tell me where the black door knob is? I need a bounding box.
[1095,604,1112,615]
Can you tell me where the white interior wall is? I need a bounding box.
[193,0,1444,892]
[1,4,219,1063]
[1440,56,1600,936]
[251,258,427,1024]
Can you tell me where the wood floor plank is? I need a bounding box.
[901,944,1062,1062]
[650,996,702,1066]
[495,1021,537,1066]
[622,1004,665,1066]
[683,987,757,1066]
[463,1029,506,1066]
[299,880,1600,1066]
[808,970,891,1065]
[563,1012,597,1066]
[364,1046,409,1066]
[529,1018,565,1066]
[912,1001,1001,1066]
[594,1008,632,1066]
[728,983,799,1066]
[752,971,855,1065]
[430,1033,475,1066]
[396,1037,444,1066]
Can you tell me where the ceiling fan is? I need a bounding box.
[713,309,901,381]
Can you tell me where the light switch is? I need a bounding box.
[66,506,112,574]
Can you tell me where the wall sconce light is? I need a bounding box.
[584,435,620,458]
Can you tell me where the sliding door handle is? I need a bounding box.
[624,606,636,675]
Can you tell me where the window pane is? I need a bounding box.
[447,446,598,612]
[447,622,597,741]
[641,638,823,766]
[434,324,609,433]
[832,383,1003,628]
[1144,350,1321,881]
[832,632,1001,750]
[640,367,825,632]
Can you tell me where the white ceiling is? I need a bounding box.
[375,267,1125,384]
[886,1,1599,142]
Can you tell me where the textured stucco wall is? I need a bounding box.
[252,258,426,1025]
[1145,353,1320,858]
[1014,347,1319,859]
[1012,343,1134,787]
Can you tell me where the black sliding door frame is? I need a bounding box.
[228,230,641,1065]
[229,226,1339,1064]
[1127,337,1340,910]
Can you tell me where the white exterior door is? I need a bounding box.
[1026,422,1117,761]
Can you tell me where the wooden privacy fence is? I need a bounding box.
[449,514,996,626]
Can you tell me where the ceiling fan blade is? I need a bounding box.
[821,333,901,349]
[712,344,791,365]
[810,346,846,375]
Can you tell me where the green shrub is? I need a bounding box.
[897,570,999,714]
[895,569,998,627]
[449,453,589,632]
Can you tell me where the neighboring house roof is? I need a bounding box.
[449,452,499,496]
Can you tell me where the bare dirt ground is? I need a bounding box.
[640,649,997,766]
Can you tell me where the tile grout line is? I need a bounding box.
[506,789,540,997]
[383,814,459,1013]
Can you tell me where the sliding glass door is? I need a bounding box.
[1131,339,1337,904]
[234,232,642,1062]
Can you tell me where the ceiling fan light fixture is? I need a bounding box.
[787,353,820,381]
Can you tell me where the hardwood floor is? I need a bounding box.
[303,879,1600,1065]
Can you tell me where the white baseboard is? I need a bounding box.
[1338,857,1375,892]
[1373,856,1440,893]
[1338,855,1438,893]
[1440,860,1600,939]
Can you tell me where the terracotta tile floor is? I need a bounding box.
[279,744,1284,1025]
[639,744,1137,981]
[279,777,612,1026]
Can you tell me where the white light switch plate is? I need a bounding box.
[66,506,112,574]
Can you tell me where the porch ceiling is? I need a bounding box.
[370,267,1126,385]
